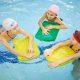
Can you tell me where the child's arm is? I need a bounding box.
[44,39,71,57]
[59,51,80,64]
[47,17,68,29]
[18,28,34,53]
[0,37,30,58]
[49,51,80,68]
[38,12,46,30]
[50,39,71,52]
[38,12,50,35]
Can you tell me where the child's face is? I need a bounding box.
[9,24,19,34]
[46,10,57,20]
[71,36,80,46]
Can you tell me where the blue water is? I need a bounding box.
[0,0,80,80]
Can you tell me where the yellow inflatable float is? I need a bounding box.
[44,46,75,66]
[12,38,40,61]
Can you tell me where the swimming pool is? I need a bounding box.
[0,0,80,80]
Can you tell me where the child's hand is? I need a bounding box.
[48,61,60,68]
[26,53,34,59]
[42,27,50,35]
[46,26,51,30]
[28,45,34,54]
[44,49,52,57]
[27,45,34,59]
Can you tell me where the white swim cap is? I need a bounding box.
[2,18,18,31]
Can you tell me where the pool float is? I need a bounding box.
[35,21,60,42]
[12,38,40,61]
[44,46,75,66]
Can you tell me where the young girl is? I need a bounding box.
[38,4,67,35]
[44,30,80,67]
[0,18,34,59]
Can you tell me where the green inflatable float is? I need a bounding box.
[35,21,60,42]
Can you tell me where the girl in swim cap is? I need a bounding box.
[44,30,80,67]
[38,4,67,35]
[0,18,34,59]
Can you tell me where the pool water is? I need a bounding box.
[0,0,80,80]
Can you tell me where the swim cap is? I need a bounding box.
[73,30,80,43]
[48,4,60,14]
[2,18,18,31]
